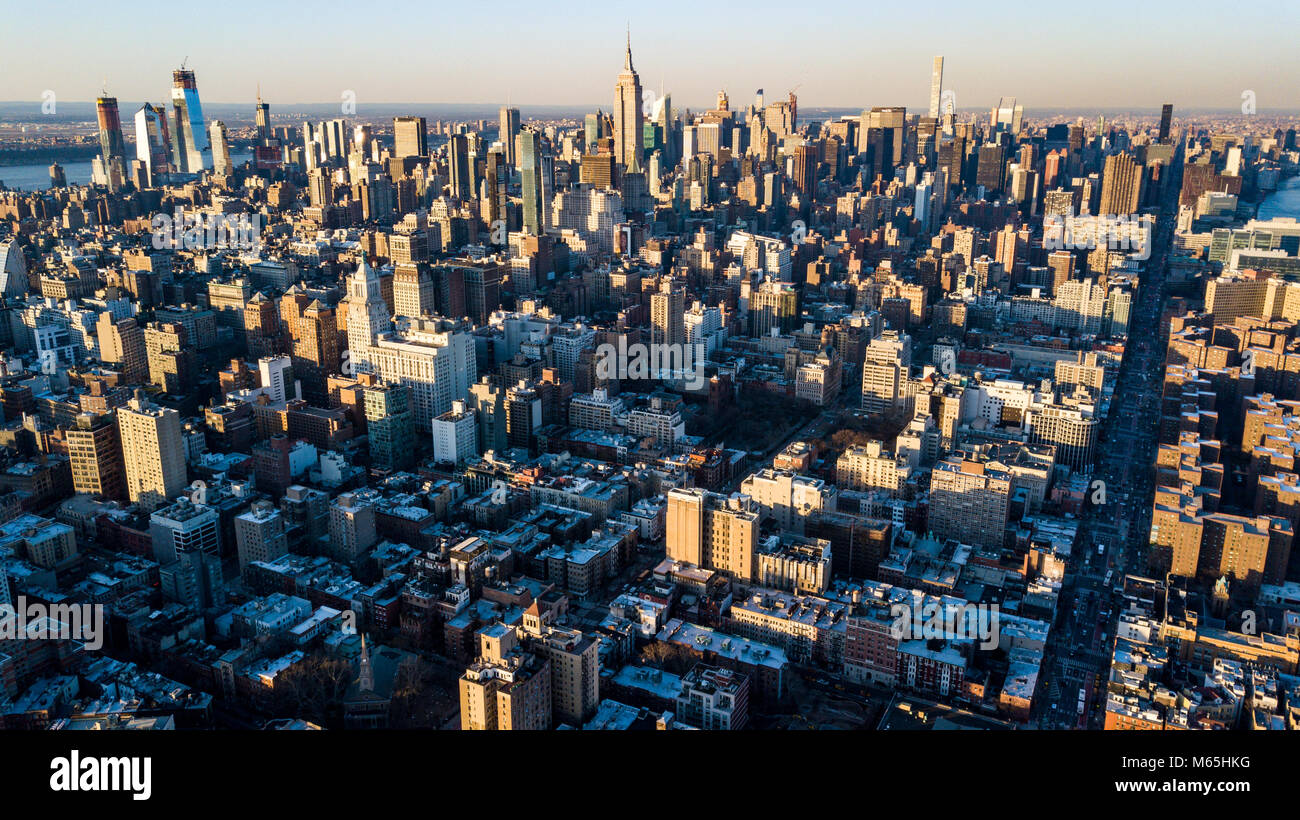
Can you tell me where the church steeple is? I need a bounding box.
[358,634,374,694]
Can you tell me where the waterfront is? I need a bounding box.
[1259,173,1300,220]
[0,151,253,191]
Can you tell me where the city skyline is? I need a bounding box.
[2,0,1300,781]
[5,0,1300,111]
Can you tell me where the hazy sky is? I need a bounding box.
[5,0,1298,112]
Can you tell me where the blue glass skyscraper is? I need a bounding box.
[171,67,209,172]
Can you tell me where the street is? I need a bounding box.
[1034,135,1185,729]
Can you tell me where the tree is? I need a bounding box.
[639,642,696,676]
[270,653,355,728]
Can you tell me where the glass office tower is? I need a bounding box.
[171,68,209,172]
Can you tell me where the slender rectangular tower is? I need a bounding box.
[929,56,944,119]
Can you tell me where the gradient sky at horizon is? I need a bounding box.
[5,0,1298,112]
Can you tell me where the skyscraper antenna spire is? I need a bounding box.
[624,24,633,71]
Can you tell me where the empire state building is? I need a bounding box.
[613,32,643,170]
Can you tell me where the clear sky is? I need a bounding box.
[5,0,1298,112]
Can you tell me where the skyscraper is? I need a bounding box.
[210,120,231,175]
[67,411,126,501]
[519,126,545,234]
[506,381,542,452]
[281,292,341,406]
[393,263,436,319]
[171,67,209,173]
[95,95,128,182]
[860,331,911,415]
[364,381,415,472]
[459,644,552,731]
[449,133,472,200]
[1159,103,1173,144]
[791,142,817,198]
[394,116,428,159]
[150,498,223,610]
[666,488,760,581]
[135,103,172,186]
[358,320,477,431]
[862,107,906,180]
[992,96,1018,133]
[613,32,644,169]
[528,627,600,726]
[750,279,798,337]
[928,454,1011,550]
[118,391,187,513]
[928,56,944,119]
[650,279,685,347]
[468,377,507,454]
[0,239,25,299]
[456,259,502,325]
[1099,151,1143,216]
[484,147,508,232]
[252,90,280,170]
[255,91,271,142]
[499,106,520,167]
[976,141,1007,194]
[97,313,148,382]
[346,257,392,364]
[234,501,288,576]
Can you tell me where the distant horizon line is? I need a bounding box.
[4,100,1298,116]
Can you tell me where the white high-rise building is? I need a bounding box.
[432,400,478,465]
[257,355,294,403]
[738,469,838,534]
[928,56,944,119]
[861,331,912,416]
[210,120,231,175]
[1053,277,1108,335]
[345,258,392,365]
[135,103,171,186]
[0,238,27,298]
[363,319,477,431]
[118,391,187,512]
[684,301,723,346]
[552,185,624,256]
[650,280,686,347]
[553,324,596,384]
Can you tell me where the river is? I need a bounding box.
[0,151,253,191]
[1258,173,1300,221]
